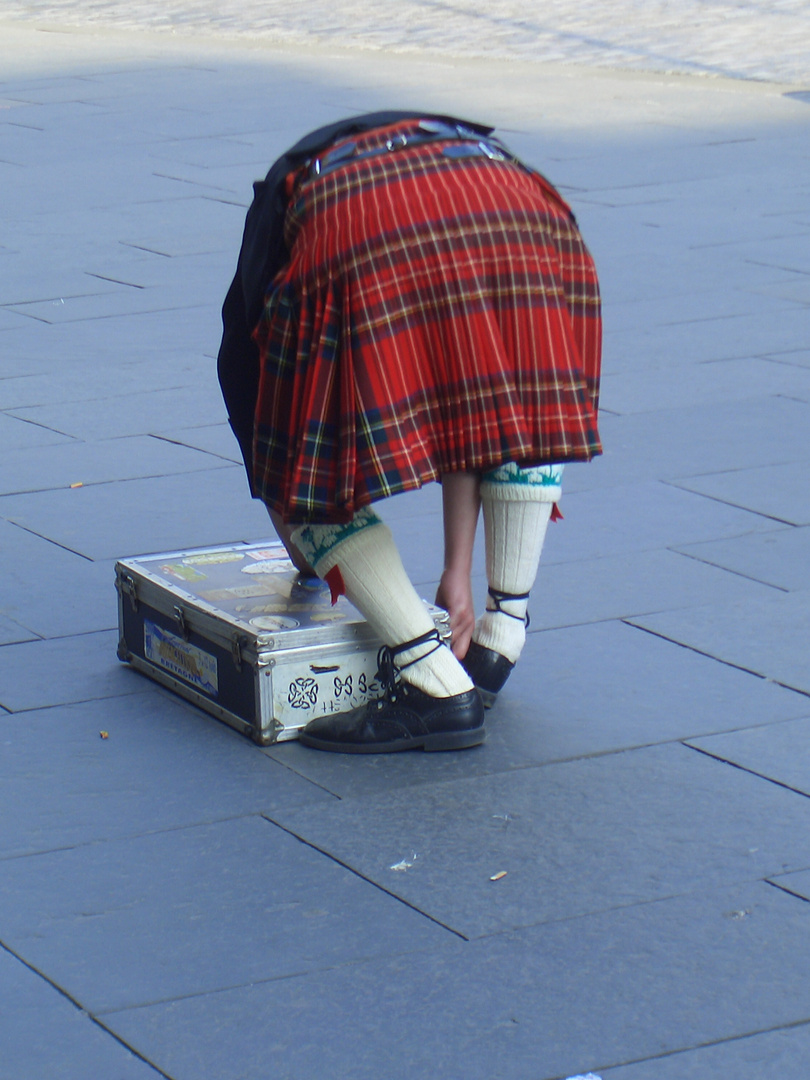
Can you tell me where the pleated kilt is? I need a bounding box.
[252,119,602,523]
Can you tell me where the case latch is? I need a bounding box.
[231,635,246,672]
[173,604,189,641]
[118,572,139,613]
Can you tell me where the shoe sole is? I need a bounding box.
[299,725,487,754]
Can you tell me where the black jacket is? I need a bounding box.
[216,110,493,494]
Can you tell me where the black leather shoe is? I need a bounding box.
[461,641,515,708]
[298,683,486,754]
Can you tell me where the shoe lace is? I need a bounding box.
[487,587,531,629]
[375,628,444,698]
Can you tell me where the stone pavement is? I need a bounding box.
[2,20,810,1080]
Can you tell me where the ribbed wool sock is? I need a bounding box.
[474,468,558,664]
[293,514,473,698]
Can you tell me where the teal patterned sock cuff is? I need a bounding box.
[290,506,384,575]
[481,462,563,502]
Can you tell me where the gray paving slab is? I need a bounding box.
[0,465,272,561]
[600,1025,810,1080]
[628,592,810,694]
[672,461,810,526]
[527,481,772,564]
[687,717,810,798]
[99,882,810,1080]
[606,306,810,369]
[0,814,453,1014]
[605,284,783,335]
[264,619,809,800]
[599,356,810,415]
[675,524,810,592]
[2,298,223,362]
[0,520,118,638]
[0,611,38,646]
[0,629,147,711]
[1,18,810,1080]
[561,396,810,493]
[741,233,810,277]
[408,538,786,632]
[0,947,163,1080]
[765,346,810,369]
[7,381,226,440]
[0,410,75,451]
[0,433,232,496]
[5,290,209,326]
[524,546,782,631]
[268,742,810,940]
[748,274,810,308]
[0,690,331,858]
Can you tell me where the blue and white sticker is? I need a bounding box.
[144,620,218,697]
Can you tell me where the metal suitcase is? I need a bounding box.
[116,540,449,745]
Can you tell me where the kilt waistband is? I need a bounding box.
[307,119,517,181]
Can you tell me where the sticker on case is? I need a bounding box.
[241,560,294,575]
[249,615,300,631]
[144,620,218,697]
[246,547,287,561]
[183,551,245,566]
[160,563,207,584]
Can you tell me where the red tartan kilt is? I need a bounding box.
[252,120,602,523]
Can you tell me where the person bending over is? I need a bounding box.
[217,112,602,753]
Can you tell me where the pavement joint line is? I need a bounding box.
[683,742,810,802]
[771,679,810,702]
[0,808,348,864]
[765,878,810,905]
[559,1015,810,1080]
[85,272,146,289]
[91,950,428,1017]
[0,520,95,561]
[118,241,173,257]
[1,458,236,495]
[1,292,115,306]
[255,753,343,801]
[261,814,471,941]
[620,619,773,682]
[0,689,151,715]
[0,939,173,1079]
[667,546,791,593]
[661,480,803,528]
[263,729,810,805]
[1,413,76,437]
[1,300,211,324]
[449,877,800,949]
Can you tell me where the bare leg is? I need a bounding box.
[266,507,317,576]
[435,471,481,659]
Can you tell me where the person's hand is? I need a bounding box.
[435,567,476,660]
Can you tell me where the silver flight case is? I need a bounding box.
[116,540,448,745]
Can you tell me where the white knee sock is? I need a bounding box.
[292,511,473,698]
[474,464,561,663]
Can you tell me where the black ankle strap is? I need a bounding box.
[376,629,443,691]
[487,587,531,628]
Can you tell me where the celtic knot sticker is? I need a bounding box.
[288,677,318,709]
